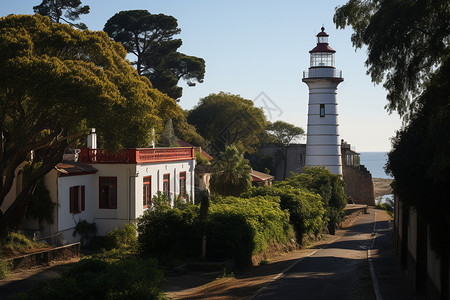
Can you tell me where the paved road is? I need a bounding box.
[252,209,422,300]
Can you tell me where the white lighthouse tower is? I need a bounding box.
[302,27,343,175]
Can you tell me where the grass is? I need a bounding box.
[216,269,235,280]
[1,231,48,257]
[0,259,11,279]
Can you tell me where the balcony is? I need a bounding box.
[79,147,196,164]
[303,68,343,79]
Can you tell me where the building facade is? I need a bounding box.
[21,147,196,244]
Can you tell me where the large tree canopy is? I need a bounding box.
[187,92,267,154]
[334,0,450,117]
[103,10,206,100]
[334,1,450,288]
[33,0,90,29]
[267,121,304,147]
[0,15,181,234]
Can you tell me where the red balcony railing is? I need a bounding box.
[79,147,195,164]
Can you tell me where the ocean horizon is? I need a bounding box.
[359,152,392,179]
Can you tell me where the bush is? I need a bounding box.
[277,167,347,234]
[105,224,137,251]
[0,259,11,279]
[242,186,326,243]
[13,257,165,300]
[207,196,295,268]
[137,203,201,263]
[137,195,295,269]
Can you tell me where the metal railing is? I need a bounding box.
[80,147,195,164]
[303,68,343,79]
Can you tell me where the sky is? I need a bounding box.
[1,0,402,151]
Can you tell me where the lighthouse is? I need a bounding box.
[302,27,343,175]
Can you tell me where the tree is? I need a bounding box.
[187,92,267,154]
[33,0,90,29]
[278,167,347,235]
[103,10,205,100]
[334,0,450,117]
[386,58,450,268]
[160,119,178,147]
[172,111,206,147]
[267,121,304,179]
[210,146,252,197]
[335,1,449,295]
[0,15,181,235]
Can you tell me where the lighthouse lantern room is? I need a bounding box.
[302,27,344,175]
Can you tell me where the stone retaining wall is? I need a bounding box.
[6,243,80,271]
[343,165,375,205]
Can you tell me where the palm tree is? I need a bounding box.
[210,146,252,196]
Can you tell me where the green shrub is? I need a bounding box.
[204,211,255,268]
[210,196,295,254]
[137,195,294,269]
[0,259,11,279]
[242,186,326,243]
[105,223,137,251]
[276,167,347,234]
[137,203,201,263]
[13,257,165,300]
[72,220,96,247]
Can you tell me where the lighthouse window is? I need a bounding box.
[320,104,325,117]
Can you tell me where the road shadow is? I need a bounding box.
[0,262,76,300]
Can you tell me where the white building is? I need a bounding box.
[22,146,196,244]
[302,27,344,175]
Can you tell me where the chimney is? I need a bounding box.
[87,128,97,149]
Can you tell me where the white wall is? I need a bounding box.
[89,164,136,236]
[50,158,195,239]
[57,174,96,244]
[135,160,195,218]
[87,159,195,236]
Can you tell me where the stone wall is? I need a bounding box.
[342,164,375,205]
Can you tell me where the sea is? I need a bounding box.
[359,152,392,179]
[359,152,393,203]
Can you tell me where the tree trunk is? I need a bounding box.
[0,139,67,237]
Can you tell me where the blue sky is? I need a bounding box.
[1,0,402,151]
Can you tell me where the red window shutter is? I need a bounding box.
[81,185,85,211]
[69,187,75,213]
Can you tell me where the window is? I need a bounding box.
[320,104,325,117]
[99,177,117,209]
[143,176,151,208]
[163,174,170,199]
[70,185,85,214]
[179,172,186,198]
